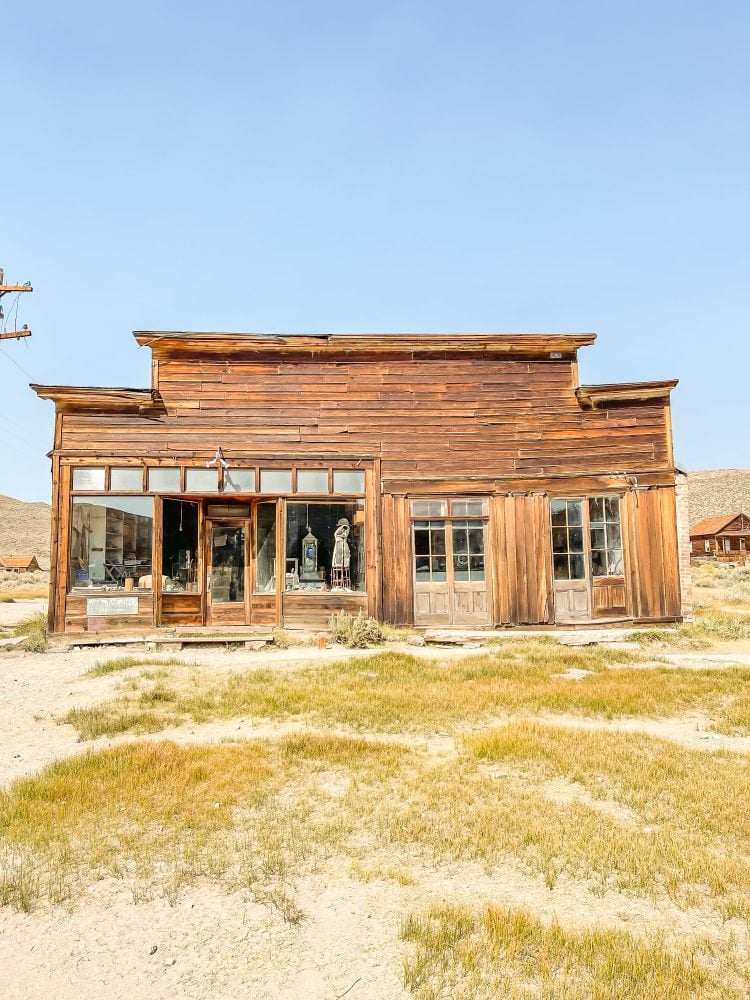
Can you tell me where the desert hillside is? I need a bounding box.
[0,494,51,563]
[688,469,750,527]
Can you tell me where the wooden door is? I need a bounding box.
[206,518,250,625]
[588,496,626,617]
[551,499,591,622]
[413,516,490,626]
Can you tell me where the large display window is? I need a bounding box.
[285,501,365,592]
[162,499,199,592]
[70,496,153,591]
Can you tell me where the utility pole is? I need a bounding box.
[0,268,33,340]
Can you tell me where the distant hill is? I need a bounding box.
[0,494,51,564]
[688,470,750,527]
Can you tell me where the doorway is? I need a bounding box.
[551,496,627,623]
[206,517,250,625]
[412,513,490,626]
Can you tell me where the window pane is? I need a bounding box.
[605,496,621,522]
[185,468,219,493]
[109,467,143,491]
[470,555,485,580]
[606,523,622,549]
[285,501,365,592]
[569,527,584,552]
[468,527,484,554]
[452,527,468,553]
[552,528,568,552]
[148,468,180,493]
[431,527,446,555]
[255,503,277,592]
[431,556,447,581]
[608,549,624,575]
[591,550,606,577]
[590,528,606,551]
[566,501,583,526]
[411,500,447,516]
[570,554,586,580]
[223,469,256,494]
[414,529,430,556]
[453,547,470,576]
[162,499,199,592]
[451,499,486,516]
[72,467,105,491]
[333,470,365,493]
[70,496,153,590]
[589,497,604,523]
[261,469,292,493]
[553,554,569,580]
[415,557,430,579]
[550,500,567,526]
[296,470,329,493]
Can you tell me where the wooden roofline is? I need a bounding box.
[30,385,160,413]
[133,330,598,358]
[576,380,678,408]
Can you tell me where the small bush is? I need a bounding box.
[328,610,384,648]
[12,612,48,652]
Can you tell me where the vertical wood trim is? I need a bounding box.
[276,499,284,627]
[198,501,207,625]
[244,513,253,625]
[365,465,379,619]
[381,494,395,622]
[505,497,518,623]
[153,494,163,627]
[621,491,637,619]
[55,464,72,634]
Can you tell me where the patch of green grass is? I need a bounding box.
[62,642,750,740]
[85,656,189,678]
[12,612,48,652]
[401,904,741,999]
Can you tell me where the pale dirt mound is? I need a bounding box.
[0,494,51,563]
[688,469,750,527]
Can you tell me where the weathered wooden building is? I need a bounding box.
[33,331,689,635]
[0,554,42,573]
[690,514,750,562]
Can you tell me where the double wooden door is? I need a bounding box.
[413,517,490,626]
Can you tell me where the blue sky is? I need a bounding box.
[2,1,748,501]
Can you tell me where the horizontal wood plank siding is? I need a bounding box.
[64,593,154,632]
[160,593,202,626]
[60,358,671,479]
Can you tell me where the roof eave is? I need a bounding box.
[576,380,678,408]
[31,384,160,413]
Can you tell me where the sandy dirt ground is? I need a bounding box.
[3,604,750,998]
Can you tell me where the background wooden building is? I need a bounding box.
[690,514,750,562]
[33,331,689,634]
[0,554,41,574]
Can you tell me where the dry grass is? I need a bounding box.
[62,641,750,740]
[0,569,49,598]
[0,734,403,914]
[11,611,48,652]
[84,655,192,678]
[634,608,750,648]
[401,904,741,999]
[692,563,750,611]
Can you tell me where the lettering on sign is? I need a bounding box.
[86,597,139,617]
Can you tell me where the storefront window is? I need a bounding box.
[162,499,199,592]
[224,469,256,493]
[72,467,105,491]
[296,469,329,493]
[255,503,277,592]
[332,470,365,493]
[70,496,153,590]
[261,469,292,493]
[285,501,365,592]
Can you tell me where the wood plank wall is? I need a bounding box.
[381,494,412,624]
[625,487,681,620]
[59,358,671,479]
[489,494,554,625]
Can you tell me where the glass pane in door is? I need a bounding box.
[551,500,586,580]
[210,525,245,602]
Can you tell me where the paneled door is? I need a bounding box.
[206,519,250,625]
[551,499,591,622]
[551,496,627,623]
[413,514,489,626]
